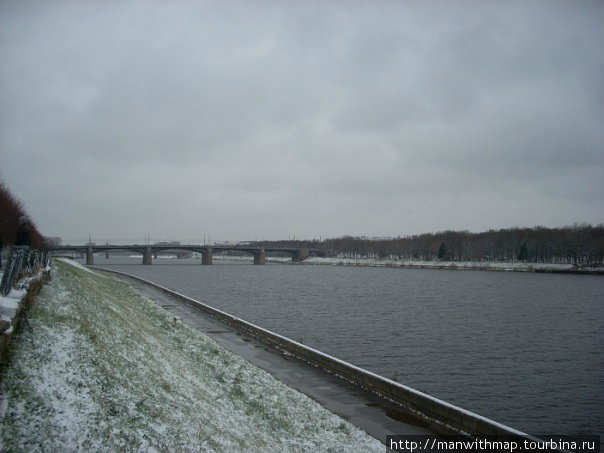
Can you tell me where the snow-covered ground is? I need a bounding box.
[0,288,25,335]
[300,256,599,272]
[0,259,384,452]
[209,254,599,272]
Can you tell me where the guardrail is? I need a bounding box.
[0,247,50,296]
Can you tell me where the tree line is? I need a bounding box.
[0,180,45,249]
[257,224,604,266]
[1,179,602,265]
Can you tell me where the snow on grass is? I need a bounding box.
[0,259,384,452]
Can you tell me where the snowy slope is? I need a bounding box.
[0,259,384,452]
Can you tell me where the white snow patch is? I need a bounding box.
[302,256,586,272]
[0,288,26,320]
[58,257,97,274]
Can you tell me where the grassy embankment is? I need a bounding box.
[0,259,383,452]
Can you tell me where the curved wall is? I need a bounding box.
[96,267,530,439]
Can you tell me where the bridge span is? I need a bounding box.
[49,244,317,265]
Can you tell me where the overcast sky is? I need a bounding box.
[1,1,603,244]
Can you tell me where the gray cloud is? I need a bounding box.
[1,0,602,243]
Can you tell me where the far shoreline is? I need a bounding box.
[293,257,604,275]
[63,254,604,275]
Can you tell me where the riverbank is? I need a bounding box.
[298,257,604,274]
[207,254,603,274]
[0,259,384,452]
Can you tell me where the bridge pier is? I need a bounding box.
[86,246,94,265]
[143,246,152,265]
[292,248,310,262]
[202,247,213,265]
[254,247,266,265]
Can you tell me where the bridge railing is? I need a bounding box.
[0,247,50,296]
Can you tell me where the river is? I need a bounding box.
[90,256,603,439]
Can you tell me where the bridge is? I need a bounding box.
[49,244,318,265]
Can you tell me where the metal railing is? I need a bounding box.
[0,247,49,296]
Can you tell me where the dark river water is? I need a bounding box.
[91,257,603,439]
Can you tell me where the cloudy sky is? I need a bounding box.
[1,1,602,244]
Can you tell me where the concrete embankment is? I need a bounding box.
[97,266,533,440]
